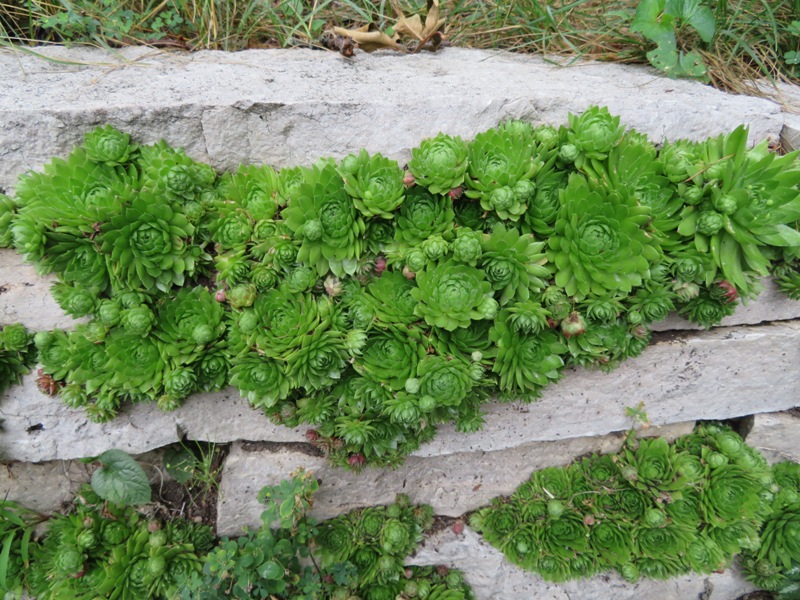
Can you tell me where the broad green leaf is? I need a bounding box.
[666,0,715,42]
[259,560,283,580]
[91,449,151,506]
[163,446,196,484]
[676,51,708,79]
[631,0,674,45]
[785,51,800,65]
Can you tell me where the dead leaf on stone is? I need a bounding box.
[332,24,401,53]
[392,0,446,51]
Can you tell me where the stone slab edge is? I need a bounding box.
[214,422,694,536]
[2,321,798,462]
[407,527,756,600]
[744,410,800,465]
[0,46,784,193]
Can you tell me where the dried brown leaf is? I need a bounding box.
[332,24,401,53]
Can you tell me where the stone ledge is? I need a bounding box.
[407,527,756,600]
[744,410,800,465]
[0,47,783,193]
[2,321,798,463]
[214,422,693,537]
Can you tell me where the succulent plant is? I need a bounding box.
[282,163,366,277]
[83,125,137,166]
[411,259,495,330]
[408,133,469,194]
[340,149,406,218]
[549,174,662,298]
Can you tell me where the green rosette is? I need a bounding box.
[354,328,426,390]
[589,521,634,566]
[252,288,329,358]
[701,464,766,527]
[548,174,662,299]
[284,328,347,391]
[408,133,469,194]
[489,314,567,399]
[340,149,406,218]
[229,351,291,409]
[282,163,366,277]
[393,186,455,247]
[411,259,495,331]
[540,511,590,558]
[154,286,226,363]
[364,271,419,325]
[479,223,550,305]
[99,191,203,293]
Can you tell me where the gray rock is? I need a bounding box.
[415,321,800,456]
[0,47,783,192]
[407,527,757,600]
[745,410,800,464]
[0,371,306,463]
[215,422,694,537]
[0,459,92,514]
[2,321,797,463]
[651,277,800,331]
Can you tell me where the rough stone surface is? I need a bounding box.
[407,527,757,600]
[744,410,800,464]
[0,46,783,193]
[414,321,800,456]
[651,277,800,331]
[0,371,306,463]
[2,321,798,463]
[0,459,92,514]
[215,422,695,537]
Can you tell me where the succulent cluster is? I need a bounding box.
[2,110,799,467]
[0,323,36,396]
[24,486,212,599]
[471,424,775,582]
[741,460,800,597]
[315,494,473,599]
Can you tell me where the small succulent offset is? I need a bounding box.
[4,108,800,469]
[0,323,37,396]
[472,424,774,583]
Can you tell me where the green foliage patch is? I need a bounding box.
[470,424,778,583]
[2,108,799,468]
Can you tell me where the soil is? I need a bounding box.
[148,443,228,528]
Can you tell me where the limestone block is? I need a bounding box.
[215,422,694,537]
[0,47,782,192]
[651,277,800,331]
[407,527,756,600]
[0,459,92,514]
[745,410,800,464]
[0,250,78,331]
[415,321,800,456]
[2,321,797,463]
[0,371,306,463]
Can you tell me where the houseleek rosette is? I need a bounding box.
[549,174,662,298]
[83,125,137,166]
[701,464,766,527]
[0,323,36,396]
[99,192,202,293]
[216,163,280,220]
[252,288,329,358]
[480,223,550,305]
[410,355,475,410]
[282,163,365,277]
[230,351,291,409]
[393,187,455,247]
[411,259,496,330]
[137,140,214,203]
[567,106,625,168]
[676,128,800,298]
[105,330,167,399]
[489,313,567,398]
[408,133,469,194]
[284,328,348,391]
[154,286,226,363]
[353,328,426,390]
[340,149,406,218]
[465,123,540,221]
[524,168,566,238]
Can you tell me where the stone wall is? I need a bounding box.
[1,46,799,599]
